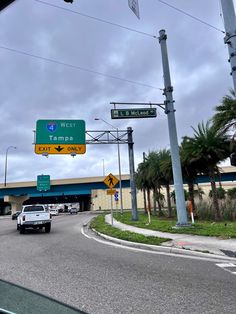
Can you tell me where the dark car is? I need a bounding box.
[12,211,21,220]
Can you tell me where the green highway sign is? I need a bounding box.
[37,175,50,192]
[111,108,157,119]
[36,120,86,144]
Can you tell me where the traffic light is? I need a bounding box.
[230,153,236,166]
[64,0,73,3]
[0,0,16,11]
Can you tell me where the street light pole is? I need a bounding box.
[4,146,17,187]
[94,118,124,214]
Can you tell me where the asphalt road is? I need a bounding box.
[0,213,235,314]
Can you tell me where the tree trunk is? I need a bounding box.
[157,187,164,217]
[209,170,221,221]
[147,188,151,214]
[153,188,157,216]
[143,188,147,214]
[166,184,172,218]
[188,182,195,211]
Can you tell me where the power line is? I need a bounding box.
[34,0,156,39]
[157,0,225,34]
[0,44,162,90]
[35,0,225,35]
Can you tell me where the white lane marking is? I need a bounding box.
[216,263,236,268]
[216,263,236,275]
[80,227,234,263]
[81,226,92,239]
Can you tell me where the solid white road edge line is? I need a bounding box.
[80,226,233,264]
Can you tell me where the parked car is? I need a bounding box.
[69,207,78,214]
[12,211,21,220]
[49,208,59,216]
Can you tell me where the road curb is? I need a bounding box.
[89,226,236,262]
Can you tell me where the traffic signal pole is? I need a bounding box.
[159,29,188,226]
[221,0,236,94]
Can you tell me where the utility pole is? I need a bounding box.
[221,0,236,93]
[158,29,188,226]
[143,152,147,213]
[127,127,138,221]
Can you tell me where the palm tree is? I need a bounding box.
[158,149,173,218]
[136,161,151,214]
[146,151,163,216]
[180,137,201,212]
[212,90,236,137]
[184,121,231,220]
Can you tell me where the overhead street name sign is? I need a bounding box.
[37,175,50,192]
[111,108,157,119]
[35,120,86,155]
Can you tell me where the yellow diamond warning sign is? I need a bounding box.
[104,173,119,189]
[35,144,86,155]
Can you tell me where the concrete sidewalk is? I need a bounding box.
[105,214,236,257]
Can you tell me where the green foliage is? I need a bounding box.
[212,90,236,135]
[90,214,170,245]
[115,212,236,238]
[196,199,236,221]
[208,187,226,199]
[170,189,188,203]
[227,187,236,199]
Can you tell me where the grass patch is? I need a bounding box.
[114,212,236,239]
[90,214,171,245]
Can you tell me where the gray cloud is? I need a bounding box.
[0,0,234,182]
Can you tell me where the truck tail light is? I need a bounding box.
[22,215,25,221]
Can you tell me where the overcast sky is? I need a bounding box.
[0,0,234,183]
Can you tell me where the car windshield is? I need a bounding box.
[23,206,44,212]
[0,279,85,314]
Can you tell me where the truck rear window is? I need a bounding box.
[24,206,44,212]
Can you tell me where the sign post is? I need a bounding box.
[35,120,86,155]
[104,173,119,224]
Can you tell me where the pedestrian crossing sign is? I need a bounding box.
[104,173,119,189]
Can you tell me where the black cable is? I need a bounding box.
[157,0,225,34]
[0,44,162,90]
[34,0,156,39]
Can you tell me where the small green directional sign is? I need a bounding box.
[37,175,50,192]
[111,108,157,119]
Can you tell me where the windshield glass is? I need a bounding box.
[23,206,44,212]
[0,280,85,314]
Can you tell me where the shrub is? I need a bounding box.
[227,187,236,200]
[208,187,226,200]
[195,199,236,221]
[195,201,215,221]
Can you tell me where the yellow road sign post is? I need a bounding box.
[104,173,119,189]
[106,189,117,195]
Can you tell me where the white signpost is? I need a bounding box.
[128,0,140,19]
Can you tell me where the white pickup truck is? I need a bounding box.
[17,205,51,234]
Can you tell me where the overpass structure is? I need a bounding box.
[0,166,235,215]
[0,175,131,214]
